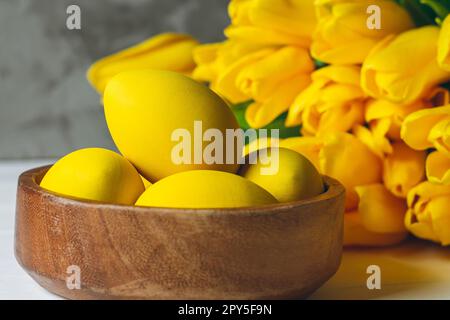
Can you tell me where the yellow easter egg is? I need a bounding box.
[104,69,240,181]
[135,170,277,208]
[240,147,324,202]
[40,148,145,204]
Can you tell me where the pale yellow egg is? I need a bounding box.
[40,148,144,204]
[103,69,240,181]
[240,147,324,202]
[135,170,277,208]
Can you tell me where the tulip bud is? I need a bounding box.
[287,66,366,136]
[344,211,407,247]
[362,26,450,104]
[401,104,450,155]
[405,182,450,245]
[87,33,198,94]
[312,0,414,64]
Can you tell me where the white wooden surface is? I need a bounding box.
[0,161,449,300]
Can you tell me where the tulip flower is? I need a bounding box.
[364,88,448,142]
[279,133,383,210]
[361,26,450,104]
[426,151,450,185]
[193,41,265,93]
[209,45,313,126]
[87,33,198,94]
[401,104,450,156]
[405,182,450,245]
[382,142,426,198]
[320,132,382,210]
[344,211,407,247]
[286,65,366,136]
[353,124,392,159]
[355,184,407,234]
[438,14,450,72]
[226,0,317,48]
[312,0,414,65]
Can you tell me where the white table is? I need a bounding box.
[1,161,449,300]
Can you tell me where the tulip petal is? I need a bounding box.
[429,117,450,155]
[383,142,426,198]
[401,105,450,150]
[236,46,313,101]
[216,48,273,103]
[406,182,450,245]
[248,0,317,44]
[355,184,407,233]
[353,123,392,159]
[245,73,311,128]
[344,211,407,247]
[287,66,365,135]
[426,151,450,185]
[362,26,450,103]
[87,33,198,94]
[312,0,413,65]
[319,132,382,210]
[225,25,309,47]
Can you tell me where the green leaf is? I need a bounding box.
[396,0,439,26]
[441,81,450,91]
[232,100,253,130]
[231,100,302,142]
[420,0,450,23]
[314,59,328,70]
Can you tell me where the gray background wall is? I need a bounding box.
[0,0,229,159]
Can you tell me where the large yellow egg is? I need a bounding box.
[240,147,324,202]
[135,170,277,208]
[104,69,240,181]
[40,148,145,204]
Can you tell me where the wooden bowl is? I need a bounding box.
[15,166,345,300]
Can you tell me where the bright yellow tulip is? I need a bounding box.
[353,124,392,159]
[401,104,450,156]
[438,14,450,72]
[87,33,198,94]
[192,43,223,84]
[277,133,383,210]
[405,182,450,245]
[361,26,450,104]
[193,41,264,91]
[426,151,450,185]
[344,211,407,247]
[355,184,407,234]
[209,45,313,126]
[245,73,312,128]
[319,132,382,210]
[286,65,366,136]
[226,0,317,48]
[312,0,414,64]
[364,88,448,141]
[382,142,426,198]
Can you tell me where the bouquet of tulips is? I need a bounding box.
[87,0,450,247]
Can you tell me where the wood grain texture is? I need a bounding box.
[15,166,345,300]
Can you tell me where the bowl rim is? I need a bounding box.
[19,165,345,216]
